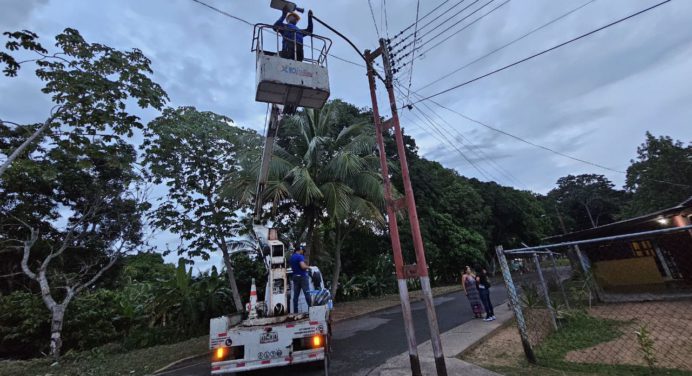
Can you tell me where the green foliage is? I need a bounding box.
[536,310,624,364]
[625,133,692,216]
[635,324,657,369]
[0,292,49,357]
[548,174,625,231]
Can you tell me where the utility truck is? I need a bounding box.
[209,5,333,374]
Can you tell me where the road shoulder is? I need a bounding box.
[365,301,513,375]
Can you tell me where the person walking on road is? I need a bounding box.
[290,245,312,313]
[476,267,496,321]
[461,266,483,318]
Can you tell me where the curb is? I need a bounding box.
[457,301,514,358]
[152,352,208,375]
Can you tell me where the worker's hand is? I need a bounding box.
[308,9,313,17]
[282,5,290,14]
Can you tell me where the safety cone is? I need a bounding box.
[249,278,258,319]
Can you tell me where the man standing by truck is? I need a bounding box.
[290,245,311,313]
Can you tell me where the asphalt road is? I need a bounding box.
[157,287,508,376]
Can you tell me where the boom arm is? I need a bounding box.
[254,104,283,224]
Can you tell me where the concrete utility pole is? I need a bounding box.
[364,38,447,376]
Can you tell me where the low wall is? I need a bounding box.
[593,257,664,289]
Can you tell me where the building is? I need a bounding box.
[548,197,692,294]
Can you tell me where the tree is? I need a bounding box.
[0,29,167,177]
[1,139,146,359]
[142,107,262,312]
[625,133,692,216]
[548,174,624,230]
[471,180,550,250]
[231,101,384,261]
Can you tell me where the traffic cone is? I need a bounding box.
[249,278,258,319]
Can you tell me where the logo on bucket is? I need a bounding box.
[280,65,313,78]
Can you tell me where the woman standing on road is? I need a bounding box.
[461,266,483,318]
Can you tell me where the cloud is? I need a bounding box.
[2,0,692,265]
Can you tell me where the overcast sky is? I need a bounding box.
[2,0,691,270]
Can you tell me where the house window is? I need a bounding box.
[630,240,655,257]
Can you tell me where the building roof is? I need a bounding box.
[546,195,692,243]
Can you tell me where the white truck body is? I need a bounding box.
[210,305,329,374]
[210,267,331,374]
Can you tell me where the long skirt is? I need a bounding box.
[465,282,483,317]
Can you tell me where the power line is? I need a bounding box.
[410,91,527,187]
[405,0,422,103]
[368,0,382,39]
[415,0,511,60]
[393,0,476,52]
[416,0,597,91]
[392,0,452,39]
[409,0,672,105]
[189,0,366,68]
[190,0,253,25]
[394,0,494,64]
[393,84,495,180]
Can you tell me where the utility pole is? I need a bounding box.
[365,38,448,376]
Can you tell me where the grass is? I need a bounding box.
[0,336,208,376]
[535,311,692,376]
[463,310,692,376]
[0,284,463,376]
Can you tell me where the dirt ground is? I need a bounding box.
[330,284,462,322]
[463,301,692,374]
[565,301,692,371]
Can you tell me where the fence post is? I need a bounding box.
[533,253,558,331]
[495,246,537,364]
[548,250,570,310]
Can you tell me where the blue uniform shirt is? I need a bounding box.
[274,13,313,49]
[290,252,307,277]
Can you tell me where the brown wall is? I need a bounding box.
[592,257,664,289]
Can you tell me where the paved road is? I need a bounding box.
[158,287,507,376]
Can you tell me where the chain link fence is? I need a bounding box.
[496,225,692,375]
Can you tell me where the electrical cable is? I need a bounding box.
[368,0,382,39]
[415,0,511,60]
[189,0,366,68]
[392,0,452,39]
[409,0,672,105]
[416,0,597,91]
[393,0,476,51]
[410,90,527,187]
[405,0,422,103]
[393,84,495,180]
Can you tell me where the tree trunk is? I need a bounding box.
[0,112,58,178]
[219,243,244,312]
[49,304,66,359]
[583,203,597,228]
[330,233,343,298]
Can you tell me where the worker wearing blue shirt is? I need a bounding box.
[289,245,311,313]
[274,7,313,61]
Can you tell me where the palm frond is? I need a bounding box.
[288,166,323,205]
[325,152,367,181]
[320,181,353,219]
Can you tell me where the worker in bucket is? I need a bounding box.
[274,6,313,61]
[290,245,312,313]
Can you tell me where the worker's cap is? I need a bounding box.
[287,12,301,21]
[297,245,305,250]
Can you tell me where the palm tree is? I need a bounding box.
[229,101,385,296]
